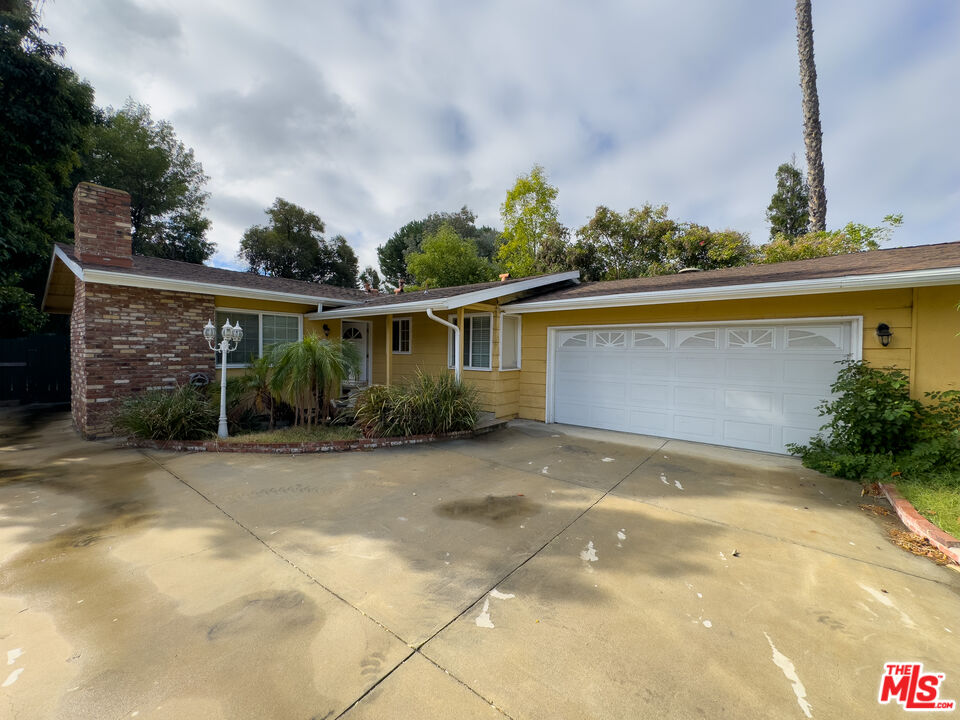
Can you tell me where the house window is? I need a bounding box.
[392,317,411,354]
[500,314,521,370]
[448,313,493,370]
[215,310,302,366]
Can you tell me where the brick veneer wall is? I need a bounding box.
[70,281,216,438]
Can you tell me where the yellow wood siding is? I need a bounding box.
[360,305,518,418]
[913,285,960,395]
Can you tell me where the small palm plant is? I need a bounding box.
[238,354,276,429]
[269,335,361,427]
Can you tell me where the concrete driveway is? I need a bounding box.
[1,408,957,719]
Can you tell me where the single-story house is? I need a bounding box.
[45,182,960,453]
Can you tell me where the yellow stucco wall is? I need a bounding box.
[514,288,920,422]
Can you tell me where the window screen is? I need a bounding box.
[467,315,491,369]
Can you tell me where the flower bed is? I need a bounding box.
[120,419,506,454]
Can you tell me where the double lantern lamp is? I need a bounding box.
[203,318,244,438]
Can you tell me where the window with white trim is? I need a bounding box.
[215,310,302,366]
[500,314,521,370]
[448,313,493,370]
[392,317,411,353]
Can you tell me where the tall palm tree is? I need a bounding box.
[269,335,360,427]
[796,0,826,231]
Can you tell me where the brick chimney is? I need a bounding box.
[73,182,133,268]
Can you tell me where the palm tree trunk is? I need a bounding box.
[796,0,826,232]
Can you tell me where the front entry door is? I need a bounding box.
[342,322,369,385]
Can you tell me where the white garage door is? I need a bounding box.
[551,322,857,453]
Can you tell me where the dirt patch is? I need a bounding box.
[858,503,891,517]
[434,495,542,527]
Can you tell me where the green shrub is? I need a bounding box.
[789,360,960,480]
[353,372,481,437]
[113,385,217,440]
[206,376,260,433]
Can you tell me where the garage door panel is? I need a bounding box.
[725,357,779,381]
[676,357,721,379]
[782,392,825,418]
[591,354,630,377]
[724,389,775,412]
[675,415,715,438]
[592,380,627,403]
[782,425,822,448]
[628,409,671,434]
[553,322,852,453]
[630,383,671,407]
[556,354,590,373]
[723,419,773,446]
[589,405,628,428]
[675,385,717,410]
[783,358,840,384]
[630,356,672,377]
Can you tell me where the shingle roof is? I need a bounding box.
[343,273,573,309]
[56,243,368,303]
[508,241,960,305]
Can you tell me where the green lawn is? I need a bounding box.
[895,474,960,539]
[222,425,361,444]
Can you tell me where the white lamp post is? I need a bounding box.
[204,318,243,438]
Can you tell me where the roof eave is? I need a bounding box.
[79,266,363,307]
[501,267,960,314]
[308,270,581,320]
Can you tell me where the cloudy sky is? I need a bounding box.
[42,0,960,275]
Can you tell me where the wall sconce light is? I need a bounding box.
[322,323,331,337]
[876,323,893,347]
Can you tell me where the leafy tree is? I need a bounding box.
[83,100,213,263]
[796,0,826,230]
[326,234,359,288]
[406,224,496,288]
[377,219,423,285]
[663,225,755,272]
[758,214,902,264]
[766,160,809,238]
[0,0,94,336]
[239,198,360,287]
[572,204,676,280]
[359,266,382,293]
[497,165,562,277]
[377,207,498,285]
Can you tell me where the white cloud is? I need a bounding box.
[42,0,960,275]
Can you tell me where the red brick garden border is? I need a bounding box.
[879,483,960,565]
[120,421,505,455]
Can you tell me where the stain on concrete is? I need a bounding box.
[434,495,541,527]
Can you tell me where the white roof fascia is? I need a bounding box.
[53,244,84,278]
[307,271,581,320]
[79,266,363,306]
[501,267,960,314]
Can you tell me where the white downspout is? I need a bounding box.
[426,308,461,382]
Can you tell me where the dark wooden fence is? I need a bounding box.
[0,334,70,404]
